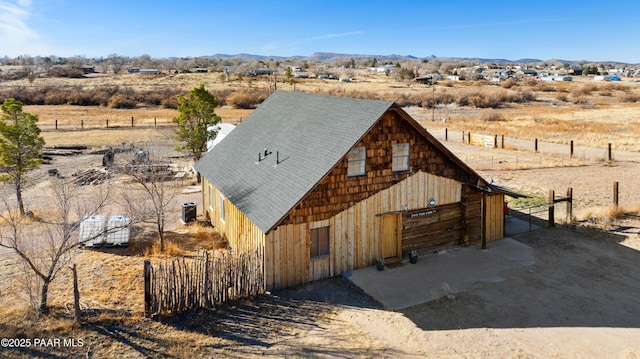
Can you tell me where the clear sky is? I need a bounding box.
[1,0,639,63]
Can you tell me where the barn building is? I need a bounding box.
[195,91,509,290]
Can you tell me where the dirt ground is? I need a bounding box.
[2,118,640,357]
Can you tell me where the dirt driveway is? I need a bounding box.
[328,224,640,358]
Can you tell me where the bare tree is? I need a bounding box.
[120,146,182,253]
[0,178,111,313]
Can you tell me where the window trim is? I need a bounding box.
[310,226,330,259]
[209,185,214,210]
[347,146,366,177]
[392,143,410,172]
[219,194,226,223]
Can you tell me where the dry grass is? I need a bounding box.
[576,204,640,224]
[2,71,640,357]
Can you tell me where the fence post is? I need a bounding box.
[445,128,448,141]
[535,138,538,152]
[131,116,134,127]
[81,119,84,129]
[494,135,498,148]
[55,120,58,130]
[613,181,619,208]
[548,190,555,227]
[462,131,465,143]
[106,119,109,128]
[155,117,157,126]
[501,135,504,149]
[608,143,613,161]
[570,140,574,158]
[144,260,151,318]
[566,187,573,223]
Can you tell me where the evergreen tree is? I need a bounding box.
[0,98,45,215]
[173,85,221,164]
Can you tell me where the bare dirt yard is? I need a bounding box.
[2,75,640,357]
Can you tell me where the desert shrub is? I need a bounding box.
[601,83,630,93]
[481,111,505,122]
[91,86,120,106]
[0,68,30,81]
[44,89,69,105]
[48,66,84,78]
[436,92,456,105]
[535,83,557,92]
[556,93,569,102]
[571,84,597,97]
[572,95,590,105]
[504,88,535,103]
[621,93,640,102]
[599,89,612,97]
[500,79,518,89]
[161,96,179,109]
[67,87,97,106]
[226,89,268,109]
[108,94,137,108]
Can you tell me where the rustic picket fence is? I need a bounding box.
[144,250,264,317]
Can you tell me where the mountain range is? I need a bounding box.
[204,52,633,65]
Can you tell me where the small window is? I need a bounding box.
[209,185,214,210]
[347,146,366,177]
[310,226,330,258]
[392,143,410,172]
[219,194,226,222]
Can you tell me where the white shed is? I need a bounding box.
[79,215,105,248]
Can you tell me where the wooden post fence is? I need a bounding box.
[609,143,613,161]
[548,190,555,227]
[613,181,619,208]
[144,251,264,318]
[144,260,151,318]
[549,188,573,226]
[570,140,574,157]
[535,138,538,152]
[445,128,448,141]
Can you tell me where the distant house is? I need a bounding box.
[246,69,275,76]
[138,69,161,75]
[78,66,95,74]
[517,69,538,77]
[195,91,515,290]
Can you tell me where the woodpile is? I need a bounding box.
[42,145,88,156]
[72,168,110,186]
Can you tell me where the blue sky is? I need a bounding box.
[1,0,639,63]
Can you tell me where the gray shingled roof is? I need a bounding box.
[195,91,393,233]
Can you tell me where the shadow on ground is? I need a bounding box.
[401,225,640,330]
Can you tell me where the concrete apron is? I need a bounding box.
[347,237,535,310]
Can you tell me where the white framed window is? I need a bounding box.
[219,194,226,223]
[310,226,330,258]
[347,146,366,177]
[392,143,410,172]
[209,185,214,210]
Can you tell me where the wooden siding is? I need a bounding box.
[463,186,483,245]
[279,110,478,227]
[402,202,464,250]
[263,171,463,290]
[202,179,266,255]
[485,193,505,241]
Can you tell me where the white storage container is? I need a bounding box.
[79,215,105,248]
[106,215,131,247]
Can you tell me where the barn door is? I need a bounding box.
[380,214,401,260]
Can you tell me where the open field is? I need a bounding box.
[1,72,640,357]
